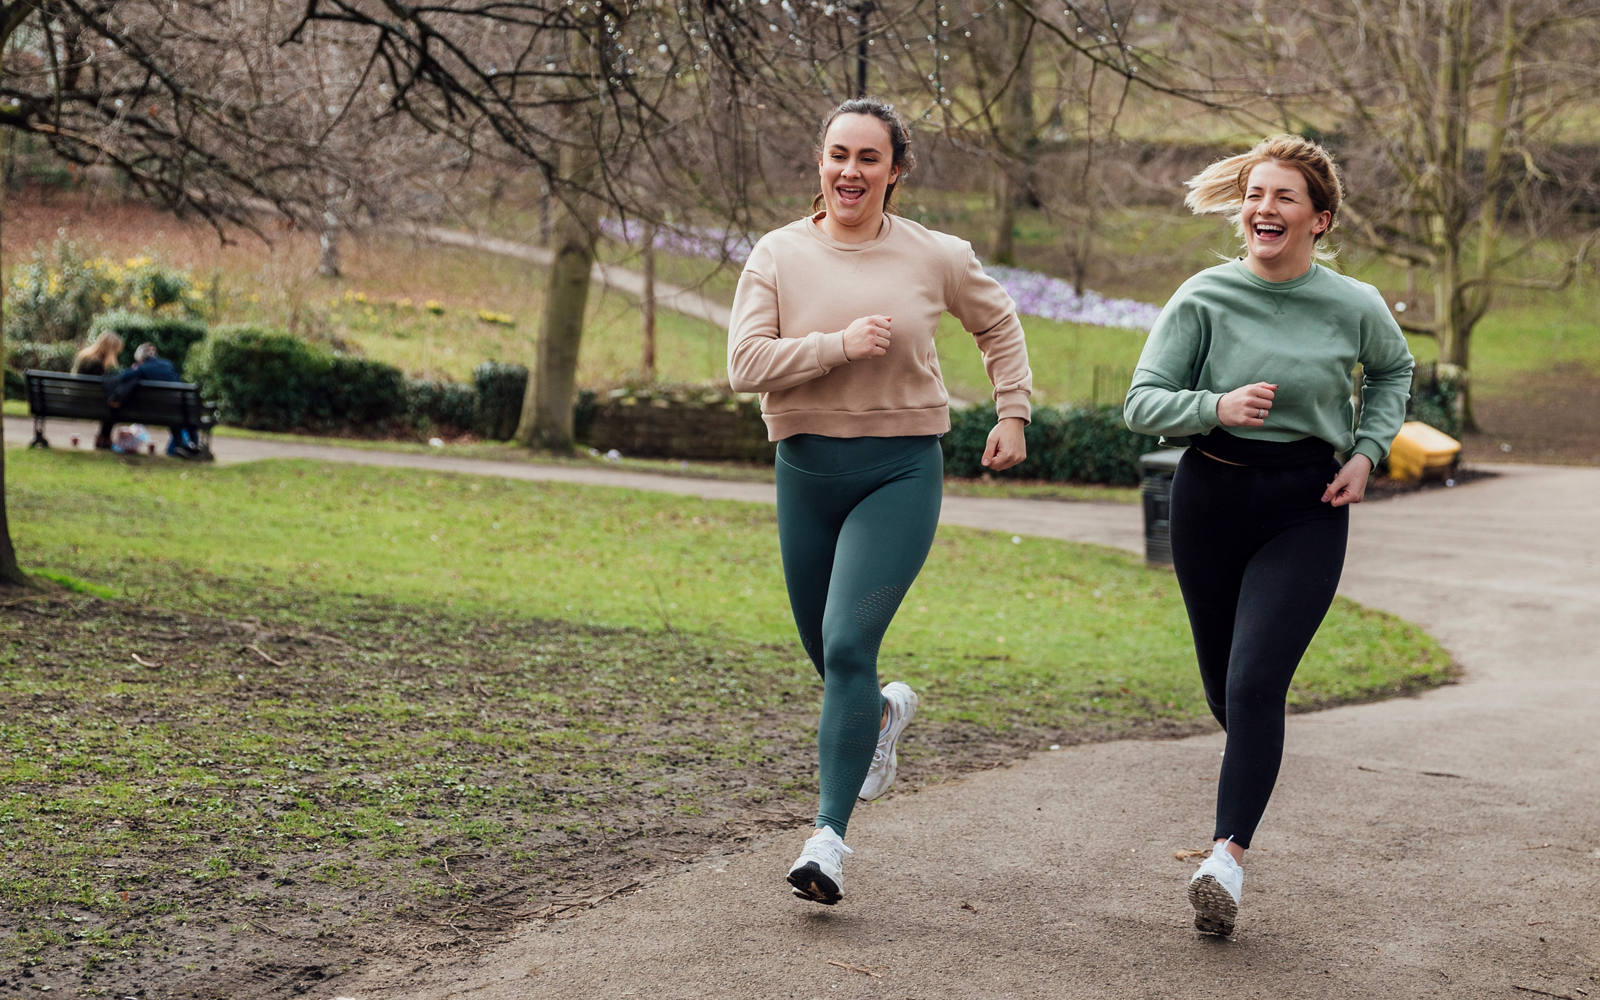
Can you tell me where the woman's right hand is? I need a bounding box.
[1217,381,1278,427]
[841,314,892,361]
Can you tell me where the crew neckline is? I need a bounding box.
[806,212,894,251]
[1232,258,1322,290]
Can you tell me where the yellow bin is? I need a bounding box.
[1388,421,1461,482]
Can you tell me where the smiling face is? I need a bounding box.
[1240,160,1332,281]
[816,113,900,243]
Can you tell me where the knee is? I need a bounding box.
[1225,672,1290,720]
[820,621,879,678]
[1205,695,1227,730]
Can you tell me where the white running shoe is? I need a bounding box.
[1187,840,1244,936]
[858,682,918,801]
[787,826,853,905]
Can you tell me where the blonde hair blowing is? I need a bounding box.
[1183,134,1345,260]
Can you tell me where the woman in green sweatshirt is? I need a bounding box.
[1124,135,1413,938]
[728,98,1032,906]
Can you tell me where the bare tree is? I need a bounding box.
[1154,0,1600,431]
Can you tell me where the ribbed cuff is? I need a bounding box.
[817,331,850,371]
[1352,439,1385,468]
[994,389,1031,423]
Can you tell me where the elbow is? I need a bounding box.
[1122,392,1148,435]
[725,344,759,393]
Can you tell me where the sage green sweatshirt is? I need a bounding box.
[727,214,1032,441]
[1124,260,1413,467]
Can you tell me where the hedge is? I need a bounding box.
[407,377,478,432]
[186,326,408,433]
[943,402,1159,486]
[2,340,79,399]
[472,361,528,440]
[89,311,208,372]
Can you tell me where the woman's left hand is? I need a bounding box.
[1323,454,1374,507]
[981,417,1027,472]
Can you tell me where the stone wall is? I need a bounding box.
[582,390,774,463]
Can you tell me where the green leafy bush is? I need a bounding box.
[3,239,118,344]
[3,341,81,399]
[473,361,528,440]
[322,355,408,428]
[187,326,332,431]
[89,311,208,372]
[942,402,1157,485]
[187,326,411,432]
[1407,362,1463,439]
[3,241,207,347]
[407,378,478,432]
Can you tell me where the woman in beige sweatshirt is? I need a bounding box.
[727,97,1033,906]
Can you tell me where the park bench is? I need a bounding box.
[24,369,217,458]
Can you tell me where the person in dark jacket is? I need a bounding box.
[108,342,200,458]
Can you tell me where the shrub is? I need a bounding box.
[407,378,478,432]
[1050,404,1158,486]
[573,388,599,441]
[187,326,413,432]
[3,340,80,399]
[2,240,207,347]
[89,311,208,372]
[1407,362,1464,439]
[473,361,528,440]
[2,239,118,344]
[322,355,408,428]
[941,401,1157,485]
[116,255,206,317]
[187,326,331,431]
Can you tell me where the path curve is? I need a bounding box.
[7,420,1597,999]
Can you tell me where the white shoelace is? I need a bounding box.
[806,831,853,867]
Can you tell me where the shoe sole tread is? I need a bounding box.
[786,862,841,905]
[1187,874,1238,936]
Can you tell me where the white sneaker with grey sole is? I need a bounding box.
[787,826,853,905]
[858,682,918,801]
[1187,839,1244,936]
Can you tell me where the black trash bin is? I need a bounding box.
[1139,449,1184,565]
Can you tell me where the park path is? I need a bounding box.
[7,418,1598,999]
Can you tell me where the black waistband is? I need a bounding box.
[1191,428,1334,468]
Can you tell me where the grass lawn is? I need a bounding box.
[0,448,1453,994]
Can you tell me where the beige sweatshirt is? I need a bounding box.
[727,214,1032,441]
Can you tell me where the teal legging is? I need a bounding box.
[775,434,943,837]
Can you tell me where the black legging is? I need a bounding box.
[1168,442,1348,849]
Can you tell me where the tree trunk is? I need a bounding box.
[0,407,29,589]
[515,149,598,452]
[640,223,657,382]
[318,216,341,278]
[989,5,1035,266]
[992,175,1018,266]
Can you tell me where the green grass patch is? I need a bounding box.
[8,451,1448,732]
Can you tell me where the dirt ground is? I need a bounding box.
[2,592,1189,999]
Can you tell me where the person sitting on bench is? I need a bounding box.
[70,331,125,450]
[108,342,200,458]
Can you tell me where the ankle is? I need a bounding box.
[1215,838,1245,866]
